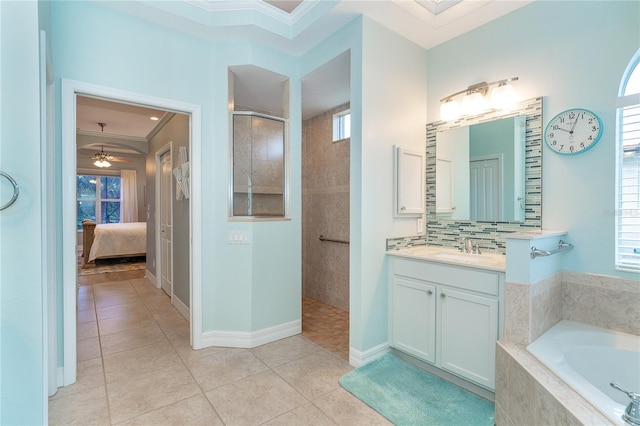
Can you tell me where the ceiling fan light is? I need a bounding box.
[94,159,111,168]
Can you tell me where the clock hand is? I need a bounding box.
[570,113,580,133]
[554,127,570,133]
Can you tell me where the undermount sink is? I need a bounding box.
[433,252,483,263]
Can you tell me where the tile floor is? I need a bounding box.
[301,297,349,361]
[50,276,387,425]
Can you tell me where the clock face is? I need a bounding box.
[544,109,603,155]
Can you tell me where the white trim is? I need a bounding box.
[348,342,390,368]
[61,79,204,382]
[200,320,301,349]
[172,295,190,322]
[145,269,157,286]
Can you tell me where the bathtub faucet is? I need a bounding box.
[610,382,640,425]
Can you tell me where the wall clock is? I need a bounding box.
[544,108,603,155]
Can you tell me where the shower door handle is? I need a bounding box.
[0,172,19,211]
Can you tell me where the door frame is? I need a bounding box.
[61,79,203,386]
[156,143,173,296]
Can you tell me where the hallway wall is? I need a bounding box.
[146,113,190,308]
[302,103,350,312]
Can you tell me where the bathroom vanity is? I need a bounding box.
[387,246,505,391]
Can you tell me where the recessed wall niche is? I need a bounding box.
[228,65,290,219]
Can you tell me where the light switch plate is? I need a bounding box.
[416,217,424,234]
[227,230,250,244]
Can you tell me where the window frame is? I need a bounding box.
[76,171,122,229]
[615,49,640,272]
[332,109,351,142]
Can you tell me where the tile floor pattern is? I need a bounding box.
[50,277,389,425]
[301,297,349,361]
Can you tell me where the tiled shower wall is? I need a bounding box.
[302,104,350,312]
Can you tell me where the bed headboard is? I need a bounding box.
[82,219,96,264]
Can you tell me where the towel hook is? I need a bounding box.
[0,171,19,211]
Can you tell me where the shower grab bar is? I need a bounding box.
[319,235,349,245]
[530,240,573,259]
[0,171,19,212]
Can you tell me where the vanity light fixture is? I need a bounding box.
[440,77,519,121]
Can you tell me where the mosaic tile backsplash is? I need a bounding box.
[388,97,542,254]
[425,97,542,254]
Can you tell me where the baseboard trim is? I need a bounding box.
[172,295,190,322]
[349,342,390,368]
[145,269,157,287]
[200,319,301,349]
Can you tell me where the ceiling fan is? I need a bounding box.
[82,123,132,167]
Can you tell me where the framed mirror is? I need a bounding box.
[425,97,542,252]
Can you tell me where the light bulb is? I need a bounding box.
[462,92,486,116]
[440,99,462,122]
[491,83,517,110]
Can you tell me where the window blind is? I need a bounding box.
[617,104,640,270]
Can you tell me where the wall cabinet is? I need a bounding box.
[395,146,425,216]
[389,257,503,390]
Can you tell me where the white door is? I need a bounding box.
[469,157,501,221]
[160,151,173,296]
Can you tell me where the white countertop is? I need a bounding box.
[387,245,506,272]
[506,230,568,240]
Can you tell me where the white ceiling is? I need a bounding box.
[77,0,533,141]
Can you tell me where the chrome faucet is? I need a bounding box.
[459,238,481,254]
[611,382,640,425]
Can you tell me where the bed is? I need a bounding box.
[82,220,147,264]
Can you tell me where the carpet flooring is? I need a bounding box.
[339,353,495,426]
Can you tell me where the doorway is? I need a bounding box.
[60,79,203,387]
[300,51,351,360]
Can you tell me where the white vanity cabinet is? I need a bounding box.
[389,255,504,390]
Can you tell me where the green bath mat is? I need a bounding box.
[339,353,495,426]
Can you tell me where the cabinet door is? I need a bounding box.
[396,147,425,216]
[438,287,498,389]
[390,277,436,363]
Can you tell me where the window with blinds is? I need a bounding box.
[616,52,640,271]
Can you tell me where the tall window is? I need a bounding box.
[616,50,640,271]
[77,174,122,229]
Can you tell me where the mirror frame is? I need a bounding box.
[425,97,542,253]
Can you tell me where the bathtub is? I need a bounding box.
[527,320,640,425]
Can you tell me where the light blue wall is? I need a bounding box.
[359,18,428,351]
[0,1,45,423]
[427,1,640,279]
[50,1,302,352]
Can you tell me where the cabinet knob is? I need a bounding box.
[426,289,433,295]
[440,293,446,299]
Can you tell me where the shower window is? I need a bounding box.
[230,112,288,218]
